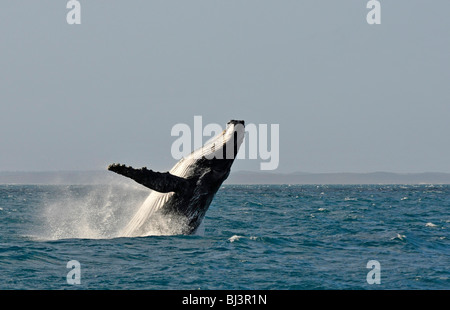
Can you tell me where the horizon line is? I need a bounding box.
[1,170,450,175]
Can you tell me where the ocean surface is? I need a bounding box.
[0,184,448,290]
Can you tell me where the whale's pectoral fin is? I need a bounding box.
[108,163,189,193]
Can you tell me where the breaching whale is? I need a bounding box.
[108,120,245,236]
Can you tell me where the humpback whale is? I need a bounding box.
[108,120,245,236]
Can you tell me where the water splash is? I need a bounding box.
[36,178,202,240]
[37,182,148,240]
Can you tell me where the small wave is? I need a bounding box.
[344,197,357,201]
[228,235,259,243]
[228,235,243,243]
[391,233,406,241]
[425,222,437,227]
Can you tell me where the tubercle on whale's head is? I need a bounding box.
[227,120,245,126]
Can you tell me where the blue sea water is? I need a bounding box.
[0,184,448,290]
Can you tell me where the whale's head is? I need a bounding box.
[204,119,245,158]
[174,119,245,190]
[196,119,245,177]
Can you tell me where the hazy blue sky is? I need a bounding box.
[1,1,449,173]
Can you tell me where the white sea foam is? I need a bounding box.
[228,235,259,242]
